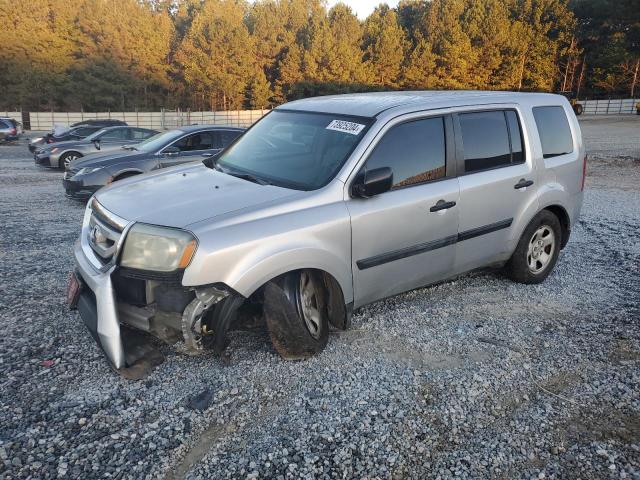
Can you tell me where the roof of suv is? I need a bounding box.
[279,91,563,117]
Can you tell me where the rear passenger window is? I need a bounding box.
[459,110,524,173]
[131,129,152,140]
[220,130,242,147]
[533,106,573,158]
[505,111,524,164]
[364,117,446,189]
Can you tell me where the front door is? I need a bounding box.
[95,127,132,153]
[159,131,221,168]
[347,114,460,308]
[453,108,539,273]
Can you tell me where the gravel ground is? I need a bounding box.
[0,116,639,479]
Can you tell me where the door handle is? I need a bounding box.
[514,179,534,189]
[430,200,457,212]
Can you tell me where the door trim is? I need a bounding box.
[356,218,513,270]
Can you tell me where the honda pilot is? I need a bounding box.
[68,91,585,373]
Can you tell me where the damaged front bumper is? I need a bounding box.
[73,242,126,368]
[72,202,244,372]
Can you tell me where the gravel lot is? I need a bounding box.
[1,115,639,479]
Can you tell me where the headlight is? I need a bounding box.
[32,137,43,142]
[51,148,59,153]
[120,223,197,272]
[77,167,102,175]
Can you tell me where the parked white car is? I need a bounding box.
[68,91,586,372]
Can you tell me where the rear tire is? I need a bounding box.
[573,103,583,115]
[263,270,329,360]
[505,210,562,284]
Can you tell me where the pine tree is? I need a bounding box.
[362,5,408,87]
[174,0,257,110]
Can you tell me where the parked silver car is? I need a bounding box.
[0,117,22,142]
[34,126,157,169]
[62,125,244,198]
[68,91,585,372]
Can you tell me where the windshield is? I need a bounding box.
[134,130,184,152]
[216,110,373,190]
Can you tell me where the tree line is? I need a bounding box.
[0,0,637,112]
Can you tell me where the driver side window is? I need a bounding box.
[172,132,216,152]
[364,117,446,190]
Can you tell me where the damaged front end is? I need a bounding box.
[70,199,244,375]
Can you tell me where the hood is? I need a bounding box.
[95,163,299,228]
[43,138,90,150]
[70,149,145,169]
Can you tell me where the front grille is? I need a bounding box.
[87,200,126,264]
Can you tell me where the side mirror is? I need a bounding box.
[202,151,221,168]
[352,167,393,198]
[163,146,180,156]
[93,139,101,150]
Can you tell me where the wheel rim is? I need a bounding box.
[298,271,322,339]
[527,225,556,274]
[63,155,77,169]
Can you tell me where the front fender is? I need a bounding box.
[228,246,353,303]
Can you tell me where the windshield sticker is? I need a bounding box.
[326,119,366,136]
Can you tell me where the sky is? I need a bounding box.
[327,0,400,18]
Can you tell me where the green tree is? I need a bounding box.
[362,5,408,87]
[70,0,174,110]
[174,0,257,110]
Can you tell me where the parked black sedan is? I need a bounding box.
[63,125,244,198]
[28,119,128,153]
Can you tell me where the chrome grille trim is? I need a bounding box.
[90,198,127,232]
[80,198,132,272]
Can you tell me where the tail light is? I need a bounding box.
[9,128,16,135]
[580,153,587,191]
[47,137,54,143]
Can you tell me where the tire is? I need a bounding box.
[263,270,329,360]
[573,103,583,115]
[505,210,562,284]
[60,152,82,170]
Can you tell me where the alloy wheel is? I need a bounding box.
[527,225,556,274]
[298,271,323,339]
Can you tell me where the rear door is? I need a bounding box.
[347,113,460,307]
[453,107,538,273]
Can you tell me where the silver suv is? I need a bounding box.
[68,92,586,371]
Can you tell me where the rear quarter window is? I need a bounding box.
[532,106,574,158]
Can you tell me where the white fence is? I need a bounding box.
[578,98,638,115]
[0,109,269,131]
[3,100,638,130]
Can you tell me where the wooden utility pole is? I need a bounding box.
[631,58,639,98]
[576,56,586,99]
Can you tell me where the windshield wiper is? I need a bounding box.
[214,164,271,186]
[226,171,271,186]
